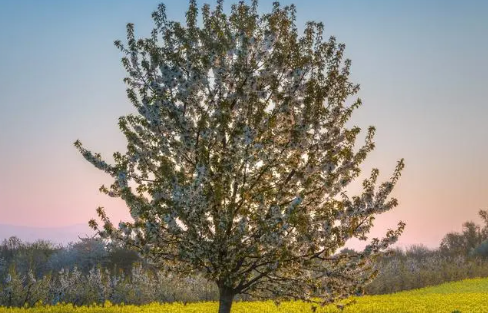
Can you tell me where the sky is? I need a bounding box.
[0,0,487,249]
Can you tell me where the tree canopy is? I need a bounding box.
[74,1,405,312]
[440,210,488,257]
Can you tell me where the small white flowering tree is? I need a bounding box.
[75,1,405,312]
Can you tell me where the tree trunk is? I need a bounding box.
[218,286,235,313]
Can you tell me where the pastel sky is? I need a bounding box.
[0,0,487,249]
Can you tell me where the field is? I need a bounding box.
[1,277,487,313]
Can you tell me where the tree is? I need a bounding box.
[47,238,108,273]
[440,210,488,257]
[74,1,405,312]
[478,209,488,239]
[0,237,59,278]
[404,244,431,260]
[440,223,479,256]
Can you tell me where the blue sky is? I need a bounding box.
[0,0,487,248]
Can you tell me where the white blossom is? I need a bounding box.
[75,1,405,311]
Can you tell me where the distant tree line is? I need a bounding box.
[0,236,140,279]
[0,210,487,306]
[440,210,488,258]
[0,237,218,307]
[365,209,488,294]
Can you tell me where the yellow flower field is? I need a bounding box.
[1,277,487,313]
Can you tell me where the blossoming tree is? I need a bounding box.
[74,1,405,312]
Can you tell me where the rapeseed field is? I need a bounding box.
[1,277,486,313]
